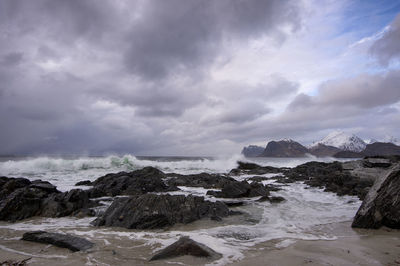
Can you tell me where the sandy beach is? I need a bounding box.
[1,221,399,265]
[232,222,400,266]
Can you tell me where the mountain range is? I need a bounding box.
[242,131,400,158]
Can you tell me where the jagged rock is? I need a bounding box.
[352,165,400,229]
[0,177,95,221]
[21,231,94,252]
[166,172,235,189]
[88,166,176,197]
[229,162,284,176]
[150,236,221,261]
[285,161,374,199]
[0,177,32,200]
[0,186,51,221]
[30,180,59,193]
[237,161,263,170]
[40,189,95,217]
[75,180,92,186]
[92,194,230,229]
[207,181,270,198]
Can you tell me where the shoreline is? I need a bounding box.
[1,221,400,265]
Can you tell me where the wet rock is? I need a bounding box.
[285,161,373,200]
[257,195,286,203]
[0,177,31,200]
[237,161,262,170]
[88,167,176,197]
[30,180,59,193]
[149,236,221,261]
[75,180,92,186]
[268,196,286,203]
[40,189,95,217]
[21,231,94,252]
[0,177,96,221]
[92,194,230,229]
[352,165,400,229]
[0,186,51,221]
[166,172,235,189]
[207,181,270,198]
[229,162,283,176]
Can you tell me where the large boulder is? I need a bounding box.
[88,166,176,198]
[352,165,400,229]
[22,231,94,252]
[0,186,50,221]
[92,194,230,229]
[0,177,95,221]
[150,236,221,261]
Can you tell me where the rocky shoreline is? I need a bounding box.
[0,155,399,263]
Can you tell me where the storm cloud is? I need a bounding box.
[0,0,399,155]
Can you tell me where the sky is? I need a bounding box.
[1,0,400,156]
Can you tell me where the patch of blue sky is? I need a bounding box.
[339,0,400,37]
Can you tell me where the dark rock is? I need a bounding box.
[362,158,392,168]
[0,186,51,221]
[260,139,309,157]
[0,177,31,200]
[229,162,284,176]
[92,194,230,229]
[224,201,245,207]
[149,236,221,261]
[285,161,373,199]
[237,161,262,170]
[40,189,95,217]
[352,165,400,229]
[207,181,270,198]
[30,180,59,193]
[268,196,286,203]
[0,177,96,221]
[88,166,175,198]
[166,172,235,189]
[257,195,285,203]
[75,180,92,186]
[22,231,94,252]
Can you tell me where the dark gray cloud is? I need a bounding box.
[370,14,400,65]
[124,0,301,80]
[1,52,24,66]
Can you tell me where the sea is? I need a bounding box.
[0,154,360,265]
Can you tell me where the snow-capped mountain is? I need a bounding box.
[311,131,366,152]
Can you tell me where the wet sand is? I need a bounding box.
[1,221,399,265]
[232,222,400,266]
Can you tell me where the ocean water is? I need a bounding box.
[0,155,360,265]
